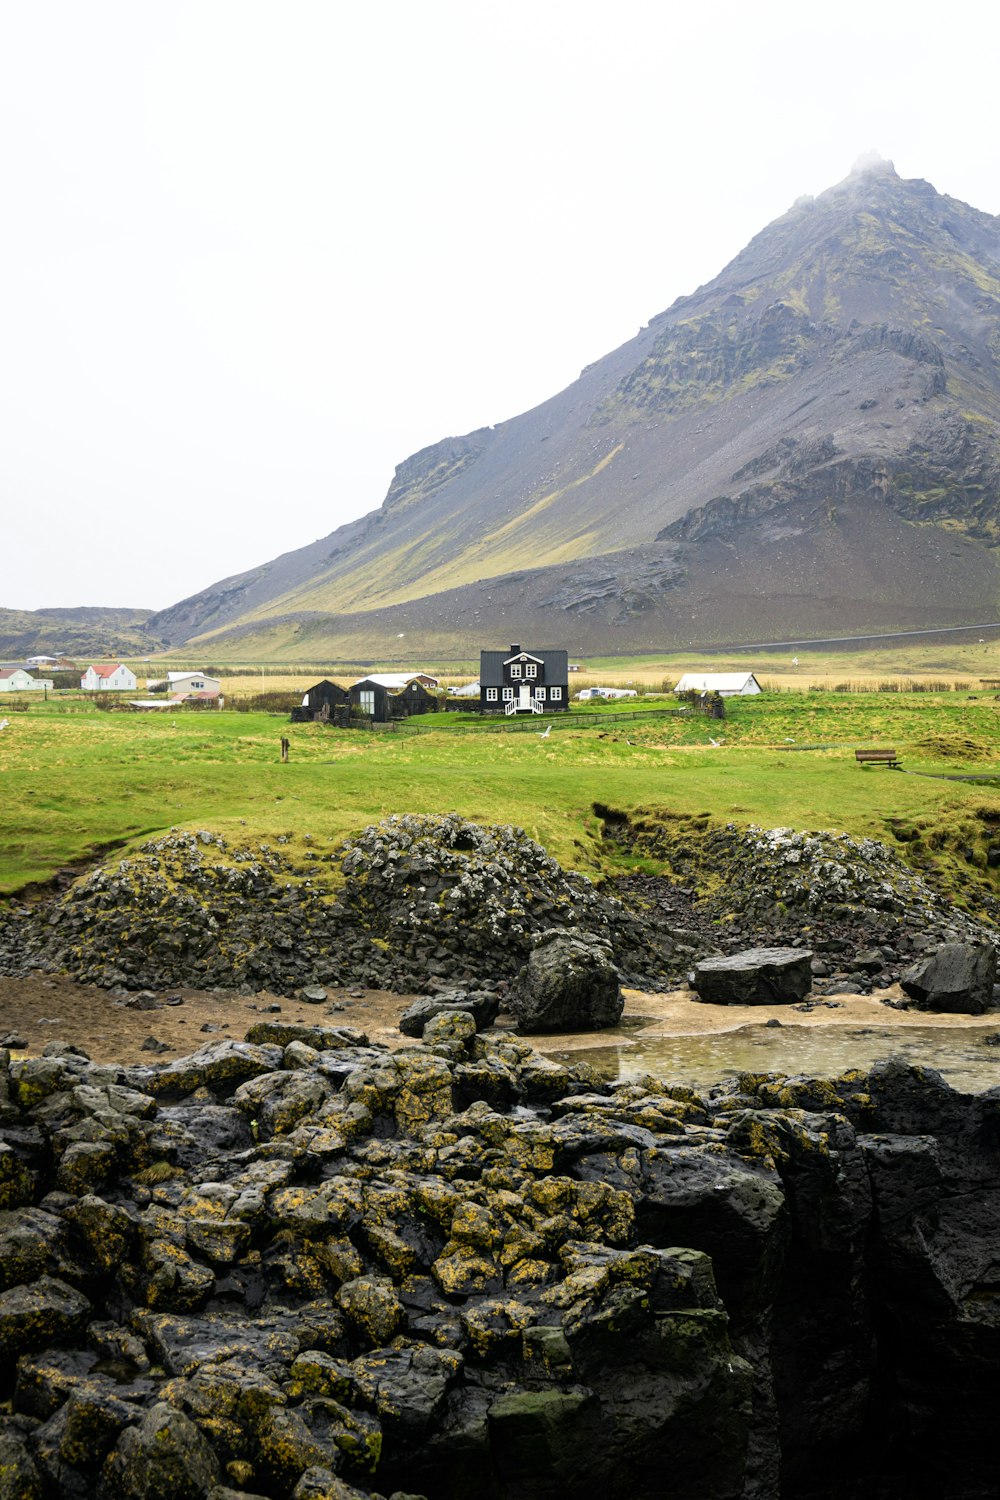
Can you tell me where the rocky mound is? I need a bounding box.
[695,822,990,928]
[608,815,999,991]
[1,818,679,997]
[5,814,998,1005]
[1,1023,1000,1499]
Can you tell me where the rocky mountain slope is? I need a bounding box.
[150,158,1000,655]
[0,606,160,662]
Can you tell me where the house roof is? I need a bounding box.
[88,662,128,677]
[479,648,568,688]
[674,673,761,692]
[351,673,436,691]
[0,668,27,680]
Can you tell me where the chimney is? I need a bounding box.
[510,643,521,655]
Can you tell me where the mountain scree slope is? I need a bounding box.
[150,158,1000,657]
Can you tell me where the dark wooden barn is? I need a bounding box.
[290,679,350,723]
[349,674,440,723]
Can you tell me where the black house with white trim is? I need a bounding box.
[479,643,569,716]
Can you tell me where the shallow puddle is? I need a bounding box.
[546,1022,1000,1093]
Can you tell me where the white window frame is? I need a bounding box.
[526,663,537,679]
[535,686,545,699]
[502,687,514,701]
[359,689,375,715]
[510,664,521,679]
[486,687,498,701]
[550,686,562,701]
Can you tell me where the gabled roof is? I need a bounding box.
[88,662,128,677]
[0,668,26,680]
[351,673,437,691]
[674,673,761,692]
[502,651,544,666]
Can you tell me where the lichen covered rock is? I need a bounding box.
[510,931,624,1033]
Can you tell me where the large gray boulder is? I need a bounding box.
[901,942,997,1014]
[510,931,623,1033]
[100,1402,220,1498]
[693,947,813,1005]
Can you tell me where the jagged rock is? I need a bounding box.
[336,1276,403,1347]
[0,1144,34,1210]
[101,1402,220,1498]
[134,1040,280,1098]
[290,1472,371,1500]
[693,947,813,1004]
[0,1277,90,1360]
[900,941,998,1013]
[510,931,624,1033]
[398,992,499,1037]
[0,1427,43,1498]
[0,1004,999,1498]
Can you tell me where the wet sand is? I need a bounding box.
[1,974,997,1068]
[0,973,415,1064]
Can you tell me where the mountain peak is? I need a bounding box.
[849,150,897,179]
[147,165,1000,657]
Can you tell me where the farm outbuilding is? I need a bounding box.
[349,674,440,722]
[0,668,51,692]
[674,673,762,697]
[290,679,351,723]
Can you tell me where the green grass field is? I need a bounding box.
[2,690,1000,906]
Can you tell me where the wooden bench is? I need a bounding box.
[855,748,900,768]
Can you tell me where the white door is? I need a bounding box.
[519,683,532,711]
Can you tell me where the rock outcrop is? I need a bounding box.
[3,816,998,1020]
[0,1025,999,1498]
[0,818,681,998]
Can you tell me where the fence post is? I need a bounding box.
[280,737,289,762]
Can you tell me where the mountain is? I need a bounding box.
[0,606,161,661]
[151,157,1000,656]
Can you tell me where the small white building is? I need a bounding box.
[166,671,221,699]
[81,662,138,692]
[674,672,762,697]
[0,668,52,692]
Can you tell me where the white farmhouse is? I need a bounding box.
[674,672,762,697]
[166,671,221,699]
[81,662,138,692]
[0,668,52,692]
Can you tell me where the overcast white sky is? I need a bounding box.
[2,0,999,611]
